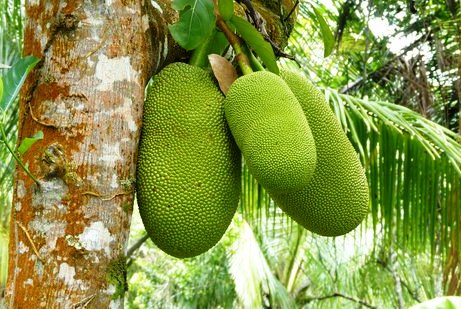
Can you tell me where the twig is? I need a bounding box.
[377,257,421,303]
[400,278,422,303]
[284,0,299,22]
[214,6,253,75]
[126,234,149,259]
[237,0,262,31]
[305,292,377,308]
[0,123,41,186]
[28,103,58,127]
[17,221,44,263]
[340,32,432,93]
[126,234,149,268]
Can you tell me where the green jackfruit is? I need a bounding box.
[224,71,317,192]
[269,70,369,236]
[136,63,241,258]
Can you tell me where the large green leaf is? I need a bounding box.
[208,30,229,56]
[218,0,233,21]
[168,0,216,50]
[0,55,39,113]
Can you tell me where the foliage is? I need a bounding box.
[0,0,24,290]
[0,56,41,185]
[126,209,236,308]
[286,1,461,296]
[289,0,461,133]
[169,0,216,50]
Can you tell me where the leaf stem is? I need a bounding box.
[0,122,40,186]
[215,13,253,75]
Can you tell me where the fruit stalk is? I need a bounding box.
[214,8,253,75]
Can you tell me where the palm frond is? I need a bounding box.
[324,87,461,258]
[0,0,24,291]
[227,216,293,309]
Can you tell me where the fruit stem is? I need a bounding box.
[214,7,253,75]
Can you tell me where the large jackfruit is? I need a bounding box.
[136,63,241,258]
[269,70,369,236]
[224,71,317,192]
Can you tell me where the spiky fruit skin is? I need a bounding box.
[269,70,369,237]
[224,71,317,193]
[136,63,241,258]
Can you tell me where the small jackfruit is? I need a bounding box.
[269,70,369,236]
[224,71,317,192]
[136,63,241,258]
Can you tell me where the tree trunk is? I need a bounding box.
[4,1,171,307]
[4,0,294,307]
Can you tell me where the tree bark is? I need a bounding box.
[5,0,295,307]
[4,1,171,307]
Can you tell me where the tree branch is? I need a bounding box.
[304,292,377,308]
[400,277,422,303]
[236,0,296,60]
[377,256,421,303]
[340,32,432,94]
[126,234,149,260]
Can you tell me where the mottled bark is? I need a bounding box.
[5,0,295,307]
[5,1,169,307]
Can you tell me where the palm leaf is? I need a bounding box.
[227,216,294,309]
[325,88,461,258]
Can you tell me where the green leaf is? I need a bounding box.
[312,6,334,57]
[208,30,229,56]
[0,78,3,106]
[0,56,40,112]
[168,0,216,50]
[17,130,43,155]
[230,16,279,74]
[218,0,233,21]
[189,29,230,68]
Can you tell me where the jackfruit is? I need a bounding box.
[224,71,317,192]
[269,70,369,236]
[136,63,241,258]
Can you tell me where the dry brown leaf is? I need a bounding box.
[208,54,238,95]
